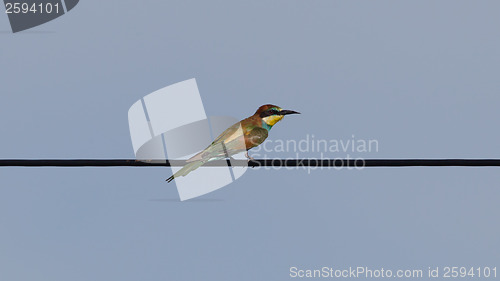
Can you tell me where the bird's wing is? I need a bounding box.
[212,121,243,145]
[185,121,270,162]
[211,122,270,150]
[186,122,244,162]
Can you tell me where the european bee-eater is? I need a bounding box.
[166,104,300,182]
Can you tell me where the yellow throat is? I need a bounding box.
[262,115,284,126]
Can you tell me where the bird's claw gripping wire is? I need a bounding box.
[245,151,254,161]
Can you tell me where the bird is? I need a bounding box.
[166,104,300,182]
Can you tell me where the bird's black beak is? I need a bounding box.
[278,109,300,115]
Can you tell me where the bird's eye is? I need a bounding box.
[269,109,278,115]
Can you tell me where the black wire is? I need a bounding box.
[0,159,500,167]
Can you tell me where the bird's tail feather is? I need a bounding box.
[166,161,205,183]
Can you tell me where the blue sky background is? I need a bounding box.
[1,1,499,280]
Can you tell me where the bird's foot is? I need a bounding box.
[245,152,257,168]
[245,152,255,162]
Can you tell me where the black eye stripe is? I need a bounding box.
[260,109,278,118]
